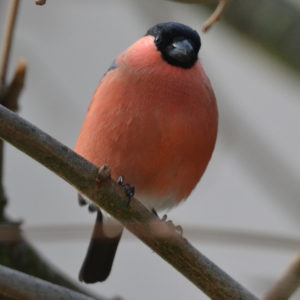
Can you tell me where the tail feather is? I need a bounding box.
[79,210,122,283]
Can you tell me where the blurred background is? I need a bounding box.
[0,0,299,299]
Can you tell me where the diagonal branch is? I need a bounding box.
[0,104,258,300]
[0,264,109,300]
[263,251,300,300]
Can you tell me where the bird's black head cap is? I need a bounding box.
[146,22,201,69]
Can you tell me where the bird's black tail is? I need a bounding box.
[79,210,122,283]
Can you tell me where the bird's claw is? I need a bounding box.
[175,225,183,236]
[78,194,99,214]
[161,214,183,236]
[78,194,87,206]
[162,214,167,221]
[117,175,124,185]
[88,204,99,213]
[117,176,135,207]
[151,208,158,217]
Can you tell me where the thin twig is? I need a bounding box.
[0,59,27,111]
[0,264,108,300]
[0,0,22,219]
[0,0,20,90]
[35,0,47,5]
[0,105,258,300]
[21,224,300,251]
[0,60,26,219]
[263,251,300,300]
[202,0,231,32]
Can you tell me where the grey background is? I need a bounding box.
[1,0,300,299]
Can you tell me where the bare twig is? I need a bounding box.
[0,264,106,300]
[263,251,300,300]
[0,0,20,90]
[35,0,47,5]
[22,224,300,251]
[0,0,22,219]
[0,59,26,220]
[202,0,231,32]
[169,0,231,32]
[0,59,27,111]
[0,105,258,300]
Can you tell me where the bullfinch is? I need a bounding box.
[75,22,218,283]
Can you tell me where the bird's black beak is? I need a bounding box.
[167,39,195,64]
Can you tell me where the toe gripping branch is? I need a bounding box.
[78,168,135,213]
[78,194,99,213]
[117,176,135,207]
[78,165,112,213]
[162,214,183,236]
[152,210,183,236]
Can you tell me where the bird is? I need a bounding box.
[75,22,218,283]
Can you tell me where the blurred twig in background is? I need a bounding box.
[0,264,107,300]
[169,0,231,32]
[19,224,300,252]
[0,0,21,222]
[0,0,20,89]
[35,0,46,5]
[263,251,300,300]
[202,0,231,32]
[171,0,300,72]
[205,0,300,72]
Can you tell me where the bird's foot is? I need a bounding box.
[117,176,135,207]
[161,214,183,236]
[78,194,87,206]
[151,208,158,217]
[78,194,99,214]
[88,204,99,213]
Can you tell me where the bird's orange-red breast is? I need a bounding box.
[75,22,218,283]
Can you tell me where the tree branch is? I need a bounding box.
[168,0,231,32]
[0,264,110,300]
[0,0,20,89]
[202,0,231,32]
[0,0,23,220]
[263,251,300,300]
[24,224,300,251]
[0,104,258,300]
[0,59,27,111]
